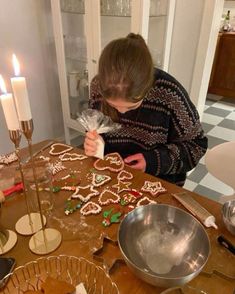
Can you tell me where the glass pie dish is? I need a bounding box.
[1,255,119,293]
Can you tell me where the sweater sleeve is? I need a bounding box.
[143,75,208,177]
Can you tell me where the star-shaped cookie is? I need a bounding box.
[141,180,167,196]
[71,185,99,202]
[112,180,132,193]
[92,235,125,273]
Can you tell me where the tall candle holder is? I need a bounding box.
[0,192,17,255]
[21,119,62,254]
[9,129,46,236]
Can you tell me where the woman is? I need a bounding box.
[84,33,208,186]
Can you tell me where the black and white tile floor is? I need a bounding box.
[184,93,235,203]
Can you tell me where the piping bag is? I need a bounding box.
[77,109,121,159]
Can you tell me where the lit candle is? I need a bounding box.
[0,75,20,130]
[11,54,32,121]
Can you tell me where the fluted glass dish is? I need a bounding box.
[1,255,119,294]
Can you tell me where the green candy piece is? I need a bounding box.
[110,212,122,223]
[52,186,61,193]
[103,208,113,218]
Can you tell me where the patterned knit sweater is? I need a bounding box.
[89,69,208,186]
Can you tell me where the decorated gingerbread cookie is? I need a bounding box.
[41,276,75,294]
[112,180,132,193]
[71,185,99,202]
[91,173,111,187]
[23,291,43,294]
[141,180,167,196]
[98,189,120,206]
[49,161,66,175]
[80,201,102,216]
[52,173,81,192]
[94,152,124,172]
[136,196,156,207]
[49,143,73,156]
[0,152,17,165]
[121,193,137,205]
[59,152,87,161]
[117,170,133,181]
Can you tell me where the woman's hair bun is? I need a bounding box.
[126,33,145,43]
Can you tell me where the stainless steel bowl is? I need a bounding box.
[118,204,210,288]
[222,200,235,235]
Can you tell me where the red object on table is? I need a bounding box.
[3,183,23,196]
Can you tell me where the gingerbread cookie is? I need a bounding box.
[23,291,43,294]
[112,180,131,193]
[117,170,133,181]
[71,185,99,202]
[136,196,156,207]
[91,173,111,187]
[80,201,102,216]
[59,152,87,161]
[53,173,81,187]
[0,152,17,165]
[49,161,66,175]
[49,143,73,156]
[121,193,137,205]
[141,180,167,196]
[39,155,50,162]
[98,189,120,206]
[94,152,124,172]
[41,276,75,294]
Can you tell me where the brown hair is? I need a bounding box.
[98,33,154,120]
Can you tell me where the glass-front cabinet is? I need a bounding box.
[51,0,175,145]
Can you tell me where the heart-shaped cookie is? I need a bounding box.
[98,189,120,206]
[80,201,102,216]
[117,170,133,181]
[49,143,73,156]
[136,196,156,207]
[59,153,87,161]
[94,152,124,172]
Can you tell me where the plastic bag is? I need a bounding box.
[77,109,121,159]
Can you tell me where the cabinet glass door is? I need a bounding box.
[147,0,172,70]
[60,0,89,120]
[100,0,132,49]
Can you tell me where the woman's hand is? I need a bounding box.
[124,153,146,172]
[84,130,100,156]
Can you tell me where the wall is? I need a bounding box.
[0,0,64,154]
[168,0,204,92]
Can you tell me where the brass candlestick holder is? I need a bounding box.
[0,192,17,255]
[9,129,46,236]
[21,119,62,255]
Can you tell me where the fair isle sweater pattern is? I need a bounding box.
[89,69,208,185]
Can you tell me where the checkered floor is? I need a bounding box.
[184,93,235,203]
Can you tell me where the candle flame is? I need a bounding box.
[12,54,20,76]
[0,75,7,94]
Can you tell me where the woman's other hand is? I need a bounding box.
[124,153,146,172]
[84,130,100,156]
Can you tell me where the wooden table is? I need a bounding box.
[1,141,235,293]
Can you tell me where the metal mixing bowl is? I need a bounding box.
[118,204,210,288]
[222,200,235,235]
